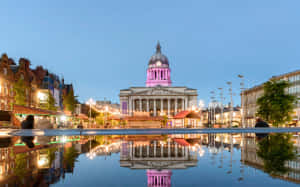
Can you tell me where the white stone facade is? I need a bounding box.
[119,86,198,117]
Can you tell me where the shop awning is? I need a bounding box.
[173,138,190,146]
[13,104,62,116]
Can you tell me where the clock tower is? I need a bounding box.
[146,42,172,87]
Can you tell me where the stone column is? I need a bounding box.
[161,98,163,115]
[139,98,142,112]
[175,143,178,157]
[129,97,132,116]
[133,143,135,158]
[154,141,157,157]
[147,144,149,157]
[147,99,149,113]
[182,98,184,111]
[154,99,157,116]
[161,144,163,157]
[167,98,170,116]
[139,145,142,157]
[132,98,135,114]
[175,98,178,115]
[185,97,188,110]
[168,141,171,157]
[129,141,133,158]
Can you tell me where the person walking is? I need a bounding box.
[21,115,34,129]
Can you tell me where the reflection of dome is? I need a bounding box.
[147,170,172,187]
[148,42,169,66]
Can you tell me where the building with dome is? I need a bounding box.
[119,42,198,117]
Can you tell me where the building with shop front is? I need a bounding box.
[242,70,300,127]
[119,42,198,117]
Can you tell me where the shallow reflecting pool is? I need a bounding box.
[0,133,300,186]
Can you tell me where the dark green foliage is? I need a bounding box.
[257,133,297,175]
[46,91,57,111]
[63,89,77,113]
[13,78,26,106]
[63,146,79,169]
[256,80,297,127]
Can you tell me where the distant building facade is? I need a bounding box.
[0,53,74,112]
[119,42,198,117]
[242,70,300,127]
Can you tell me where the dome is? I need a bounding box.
[148,42,169,66]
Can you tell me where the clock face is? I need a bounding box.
[156,61,162,66]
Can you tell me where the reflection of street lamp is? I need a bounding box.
[105,105,109,126]
[86,98,95,128]
[227,82,233,128]
[238,75,245,128]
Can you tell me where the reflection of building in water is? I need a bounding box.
[242,136,300,183]
[120,139,197,187]
[120,140,197,169]
[0,136,83,186]
[147,169,172,187]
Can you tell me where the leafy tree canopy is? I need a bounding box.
[13,78,27,106]
[63,89,77,113]
[257,133,297,175]
[256,80,297,127]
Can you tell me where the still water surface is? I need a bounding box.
[0,133,300,187]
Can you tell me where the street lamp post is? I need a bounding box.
[218,88,224,127]
[238,75,245,128]
[210,91,215,127]
[227,82,233,128]
[86,98,95,128]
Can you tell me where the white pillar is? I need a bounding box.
[133,143,135,158]
[147,144,149,157]
[168,141,171,157]
[175,143,178,157]
[129,141,133,158]
[185,97,188,110]
[147,99,149,113]
[133,98,135,114]
[154,99,157,116]
[129,97,132,116]
[139,145,142,157]
[175,98,178,115]
[154,141,157,157]
[168,98,170,116]
[139,98,142,112]
[161,98,163,115]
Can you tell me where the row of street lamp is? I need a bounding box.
[209,75,246,128]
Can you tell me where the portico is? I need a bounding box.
[120,86,197,117]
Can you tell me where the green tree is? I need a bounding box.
[13,78,26,106]
[44,91,57,111]
[256,80,297,127]
[257,133,297,175]
[63,146,79,169]
[13,153,27,180]
[63,89,76,113]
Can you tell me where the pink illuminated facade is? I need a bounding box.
[147,170,172,187]
[146,42,172,87]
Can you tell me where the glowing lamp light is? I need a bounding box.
[86,98,96,105]
[61,136,67,143]
[60,115,67,122]
[37,157,49,167]
[37,91,47,100]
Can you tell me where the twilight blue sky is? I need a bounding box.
[1,0,300,106]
